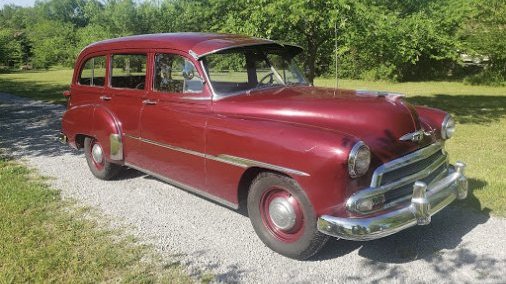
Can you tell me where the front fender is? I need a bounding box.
[206,115,363,216]
[415,106,447,140]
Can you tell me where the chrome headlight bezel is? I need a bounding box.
[348,141,371,178]
[441,114,455,140]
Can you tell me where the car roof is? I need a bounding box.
[81,32,301,59]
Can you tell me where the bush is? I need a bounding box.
[464,70,506,86]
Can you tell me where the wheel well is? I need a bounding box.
[237,167,290,212]
[75,134,89,149]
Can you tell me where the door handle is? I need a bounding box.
[99,95,112,101]
[142,99,157,105]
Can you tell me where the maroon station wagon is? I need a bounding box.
[60,33,468,259]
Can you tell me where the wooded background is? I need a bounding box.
[0,0,504,85]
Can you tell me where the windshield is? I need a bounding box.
[202,46,308,97]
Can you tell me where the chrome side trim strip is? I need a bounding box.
[124,162,238,209]
[110,133,123,160]
[124,135,309,177]
[125,134,207,158]
[214,154,310,177]
[371,142,443,187]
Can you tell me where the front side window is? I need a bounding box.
[203,46,307,97]
[154,53,203,94]
[79,56,106,86]
[110,54,147,90]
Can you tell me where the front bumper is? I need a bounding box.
[317,162,468,241]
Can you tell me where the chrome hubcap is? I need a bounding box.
[91,143,104,164]
[268,197,297,231]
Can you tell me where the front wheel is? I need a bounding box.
[247,172,329,260]
[84,137,122,180]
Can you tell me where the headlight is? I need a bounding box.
[348,141,371,178]
[441,114,456,139]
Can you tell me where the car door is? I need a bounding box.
[135,51,211,191]
[105,52,149,163]
[71,54,108,109]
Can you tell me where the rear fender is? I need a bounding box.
[61,104,94,148]
[92,106,123,161]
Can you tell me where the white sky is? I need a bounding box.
[0,0,146,8]
[0,0,36,7]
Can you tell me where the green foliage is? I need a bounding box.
[337,0,470,81]
[29,20,76,68]
[0,0,503,85]
[462,0,506,85]
[0,28,23,67]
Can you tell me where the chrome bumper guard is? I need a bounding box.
[317,162,468,241]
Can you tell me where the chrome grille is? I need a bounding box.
[370,143,448,188]
[380,149,445,186]
[347,142,450,214]
[384,163,448,203]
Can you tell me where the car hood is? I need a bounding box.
[213,86,434,162]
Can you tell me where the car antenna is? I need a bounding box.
[335,19,339,91]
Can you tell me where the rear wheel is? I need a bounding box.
[84,137,122,180]
[247,172,329,260]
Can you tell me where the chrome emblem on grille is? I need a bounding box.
[399,129,432,143]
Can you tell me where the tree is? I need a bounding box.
[29,20,76,68]
[0,28,23,67]
[463,0,506,85]
[209,0,345,84]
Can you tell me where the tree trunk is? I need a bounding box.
[305,38,318,85]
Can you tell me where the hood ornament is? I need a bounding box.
[399,129,432,143]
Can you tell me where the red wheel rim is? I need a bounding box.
[89,139,105,171]
[260,187,304,243]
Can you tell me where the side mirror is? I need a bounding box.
[63,90,71,98]
[182,69,194,80]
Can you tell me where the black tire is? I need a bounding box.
[84,137,122,180]
[247,172,329,260]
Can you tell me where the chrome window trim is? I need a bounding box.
[124,162,238,209]
[370,142,444,187]
[124,134,310,177]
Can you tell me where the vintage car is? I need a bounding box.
[60,33,468,259]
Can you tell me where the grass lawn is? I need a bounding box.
[0,68,73,104]
[0,69,504,217]
[0,155,192,283]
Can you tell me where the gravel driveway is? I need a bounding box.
[1,92,505,283]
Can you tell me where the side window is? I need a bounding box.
[154,53,203,94]
[79,56,106,86]
[110,54,147,90]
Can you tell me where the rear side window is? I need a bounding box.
[79,56,106,86]
[154,53,203,94]
[111,54,147,90]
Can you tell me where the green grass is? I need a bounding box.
[0,155,192,283]
[0,67,73,104]
[1,69,505,216]
[316,78,506,216]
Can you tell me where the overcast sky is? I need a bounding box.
[0,0,149,8]
[0,0,36,7]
